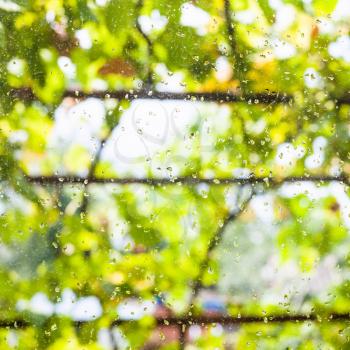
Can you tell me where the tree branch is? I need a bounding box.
[135,0,154,86]
[79,134,115,213]
[79,141,106,214]
[224,0,236,53]
[224,0,245,92]
[188,188,254,305]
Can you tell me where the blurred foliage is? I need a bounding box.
[1,0,350,349]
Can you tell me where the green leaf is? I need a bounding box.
[257,0,275,23]
[312,0,338,16]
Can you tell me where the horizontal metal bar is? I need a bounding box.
[10,88,292,104]
[24,175,350,186]
[9,88,350,105]
[113,313,350,326]
[2,312,350,330]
